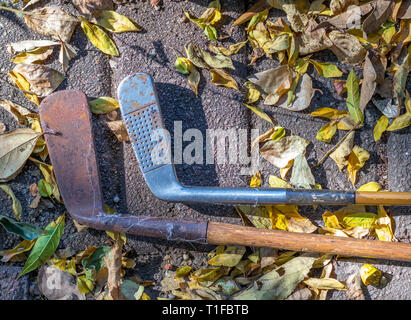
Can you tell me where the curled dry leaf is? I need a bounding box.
[373,115,389,141]
[106,120,130,142]
[89,97,119,114]
[330,131,355,171]
[24,6,79,43]
[59,41,78,72]
[0,185,22,221]
[0,99,38,126]
[8,71,40,106]
[7,40,60,55]
[11,46,54,65]
[0,128,42,182]
[277,73,313,111]
[345,273,365,300]
[105,238,125,300]
[297,20,332,55]
[249,65,293,96]
[259,135,309,169]
[330,0,359,14]
[328,31,367,65]
[38,265,85,300]
[0,239,35,263]
[209,69,238,89]
[346,145,370,185]
[290,153,315,189]
[12,64,65,97]
[72,0,113,16]
[362,0,394,35]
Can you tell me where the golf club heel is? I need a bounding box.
[118,73,172,173]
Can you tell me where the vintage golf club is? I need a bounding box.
[38,74,411,262]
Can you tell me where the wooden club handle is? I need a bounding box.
[356,191,411,205]
[207,222,411,262]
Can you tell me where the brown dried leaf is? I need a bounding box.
[104,237,125,300]
[330,0,359,14]
[24,6,79,43]
[328,31,367,65]
[362,0,394,35]
[106,120,130,142]
[330,131,355,171]
[0,99,38,126]
[345,273,365,300]
[296,20,332,55]
[72,0,113,15]
[12,64,65,97]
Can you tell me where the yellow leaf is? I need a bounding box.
[268,175,292,188]
[342,212,377,229]
[316,121,337,143]
[175,266,192,278]
[209,69,238,89]
[174,57,191,75]
[7,71,40,106]
[346,146,370,185]
[360,264,382,286]
[357,181,382,192]
[11,46,54,64]
[0,239,35,262]
[209,40,248,56]
[310,60,343,78]
[280,158,294,179]
[303,278,347,290]
[250,171,262,187]
[243,81,261,104]
[187,65,200,95]
[322,210,344,229]
[80,17,119,56]
[89,97,119,114]
[374,205,397,242]
[269,205,317,233]
[373,115,389,141]
[93,10,141,33]
[208,246,246,267]
[310,107,348,119]
[77,275,95,294]
[386,113,411,131]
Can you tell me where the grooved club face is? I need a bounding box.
[118,73,171,173]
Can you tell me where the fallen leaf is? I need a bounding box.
[330,0,359,14]
[72,0,113,15]
[0,184,22,220]
[269,175,292,188]
[24,6,78,42]
[0,128,42,182]
[209,69,238,89]
[106,120,130,142]
[208,246,246,267]
[209,40,248,56]
[259,135,309,169]
[104,237,125,300]
[386,113,411,131]
[250,171,262,188]
[0,239,35,262]
[19,214,65,277]
[290,154,315,189]
[373,115,389,141]
[316,121,337,143]
[330,131,355,171]
[89,97,119,114]
[286,286,313,300]
[362,0,394,35]
[7,40,60,55]
[360,264,382,286]
[12,64,65,97]
[11,46,54,64]
[0,215,43,240]
[59,41,77,72]
[7,70,40,105]
[0,99,38,126]
[346,145,370,185]
[311,61,343,78]
[29,158,61,202]
[196,48,235,70]
[357,181,383,192]
[243,81,261,104]
[38,265,85,300]
[93,10,141,33]
[233,254,318,300]
[345,273,365,300]
[248,65,293,96]
[303,277,347,291]
[277,74,313,111]
[80,17,119,56]
[121,279,145,300]
[269,205,318,233]
[360,52,379,111]
[175,57,191,75]
[296,20,332,55]
[187,65,200,95]
[328,31,367,65]
[346,69,363,124]
[374,205,397,242]
[244,104,276,124]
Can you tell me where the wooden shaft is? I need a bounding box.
[207,222,411,262]
[356,191,411,205]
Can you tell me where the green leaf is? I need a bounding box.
[346,69,363,124]
[174,57,191,75]
[204,25,218,40]
[233,254,317,300]
[0,215,43,240]
[0,184,22,220]
[311,60,343,78]
[19,214,65,277]
[38,179,53,198]
[81,245,110,272]
[373,115,389,141]
[89,97,119,114]
[77,275,95,294]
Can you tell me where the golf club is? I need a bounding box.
[118,73,411,206]
[38,82,411,262]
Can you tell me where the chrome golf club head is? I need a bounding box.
[117,73,360,206]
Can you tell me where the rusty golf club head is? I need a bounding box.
[120,73,409,206]
[39,90,208,240]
